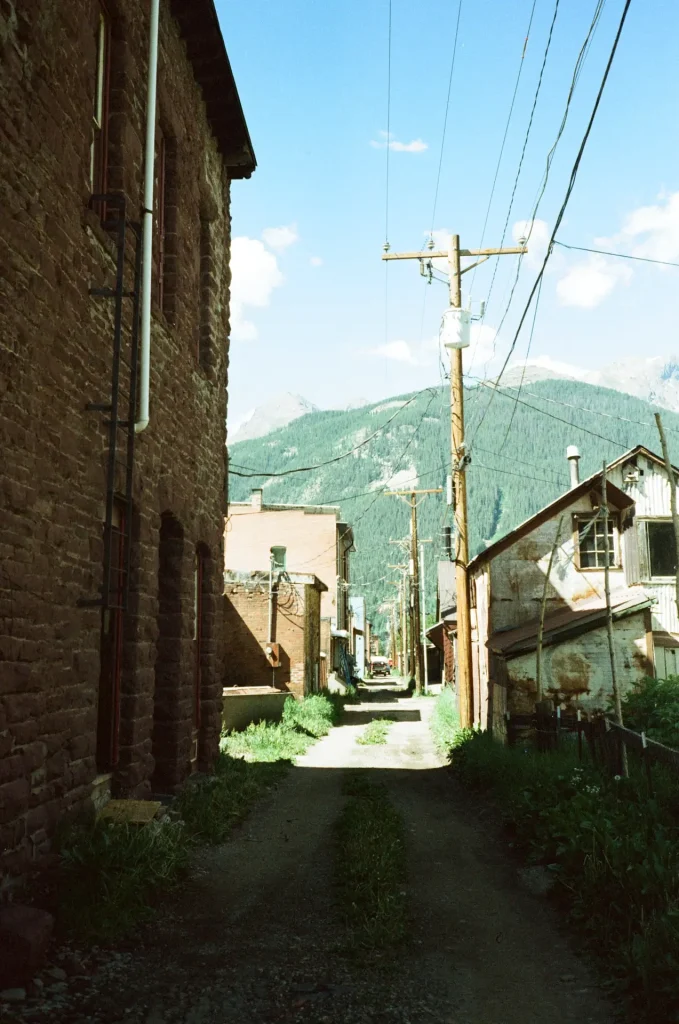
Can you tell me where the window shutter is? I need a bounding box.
[622,520,641,585]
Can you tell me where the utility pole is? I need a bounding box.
[388,560,409,677]
[390,601,398,670]
[386,489,441,694]
[383,235,526,726]
[419,539,432,694]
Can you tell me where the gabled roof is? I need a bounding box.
[468,467,634,574]
[170,0,256,178]
[488,593,653,658]
[607,444,679,476]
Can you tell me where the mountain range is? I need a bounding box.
[228,360,679,635]
[230,356,679,445]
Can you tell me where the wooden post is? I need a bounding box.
[654,412,679,620]
[601,460,628,777]
[536,515,564,702]
[448,233,475,727]
[381,237,526,729]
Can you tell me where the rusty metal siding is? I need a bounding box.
[505,611,649,714]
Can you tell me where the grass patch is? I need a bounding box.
[452,729,679,1021]
[56,815,192,940]
[221,692,344,761]
[357,718,392,745]
[335,775,408,950]
[430,686,463,757]
[177,753,289,843]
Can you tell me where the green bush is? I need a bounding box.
[57,816,191,940]
[221,719,311,762]
[452,732,679,1020]
[618,675,679,748]
[281,692,342,737]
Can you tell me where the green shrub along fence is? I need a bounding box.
[454,677,679,1022]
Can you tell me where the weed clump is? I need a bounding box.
[335,775,407,949]
[357,718,391,745]
[452,727,679,1021]
[56,816,191,940]
[430,686,464,757]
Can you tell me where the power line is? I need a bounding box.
[471,0,634,443]
[429,0,463,234]
[469,0,538,299]
[473,0,606,379]
[473,442,569,483]
[554,239,679,268]
[229,388,437,478]
[497,272,544,450]
[291,390,442,569]
[473,462,567,487]
[471,379,633,450]
[467,0,560,373]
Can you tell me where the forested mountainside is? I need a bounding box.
[228,379,679,635]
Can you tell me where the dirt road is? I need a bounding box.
[25,687,620,1024]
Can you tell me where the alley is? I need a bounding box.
[27,686,619,1024]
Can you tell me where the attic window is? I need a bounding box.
[575,515,618,569]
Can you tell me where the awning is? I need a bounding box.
[488,594,653,659]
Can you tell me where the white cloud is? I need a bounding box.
[467,324,497,369]
[310,256,323,267]
[371,130,428,153]
[372,340,418,364]
[261,224,299,250]
[556,254,631,309]
[512,218,550,270]
[613,190,679,263]
[229,237,284,342]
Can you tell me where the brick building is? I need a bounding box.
[225,490,355,678]
[1,0,254,873]
[224,571,327,698]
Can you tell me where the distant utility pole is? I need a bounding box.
[386,490,442,694]
[388,562,409,677]
[383,235,526,726]
[390,601,398,670]
[419,539,432,694]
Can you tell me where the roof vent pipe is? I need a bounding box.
[567,445,581,489]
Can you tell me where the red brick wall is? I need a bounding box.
[224,581,315,699]
[0,1,237,872]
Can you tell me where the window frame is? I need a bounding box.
[573,512,621,571]
[90,1,112,208]
[638,517,678,581]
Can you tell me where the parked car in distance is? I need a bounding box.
[370,656,390,677]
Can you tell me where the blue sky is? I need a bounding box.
[217,0,679,428]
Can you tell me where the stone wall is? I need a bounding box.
[0,0,239,872]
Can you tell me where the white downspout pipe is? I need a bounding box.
[135,0,161,434]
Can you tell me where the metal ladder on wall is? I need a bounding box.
[79,195,142,613]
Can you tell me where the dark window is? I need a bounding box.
[90,1,111,202]
[648,521,678,577]
[577,516,617,569]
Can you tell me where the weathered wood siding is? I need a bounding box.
[609,454,679,634]
[486,494,630,634]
